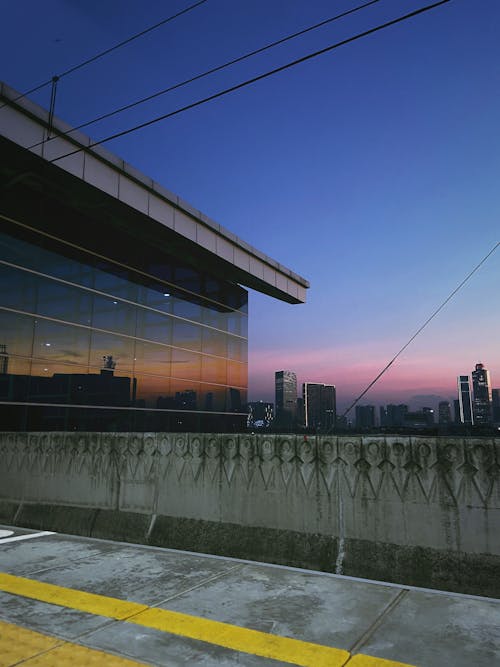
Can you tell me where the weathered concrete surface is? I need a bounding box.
[0,527,499,667]
[1,432,499,596]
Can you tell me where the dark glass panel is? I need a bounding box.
[92,294,137,336]
[169,379,201,413]
[172,297,202,321]
[140,285,173,314]
[227,312,247,337]
[226,386,244,412]
[202,306,227,331]
[136,308,172,345]
[32,319,90,365]
[133,374,171,409]
[201,356,227,385]
[94,264,138,301]
[199,384,227,412]
[89,331,135,372]
[227,336,246,362]
[0,358,31,401]
[29,362,133,407]
[202,328,227,358]
[227,361,247,389]
[0,263,37,313]
[171,348,201,382]
[172,319,202,352]
[0,310,35,358]
[36,276,92,325]
[174,266,201,294]
[133,340,171,376]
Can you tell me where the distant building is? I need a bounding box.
[275,370,297,426]
[457,375,474,425]
[247,401,274,428]
[380,404,408,428]
[471,363,492,425]
[492,389,500,424]
[303,382,336,431]
[453,399,461,424]
[403,408,434,429]
[355,405,375,429]
[438,401,451,424]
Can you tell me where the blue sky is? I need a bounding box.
[2,0,499,412]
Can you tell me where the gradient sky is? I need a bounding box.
[2,0,499,413]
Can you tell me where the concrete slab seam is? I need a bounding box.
[349,589,409,655]
[0,571,418,667]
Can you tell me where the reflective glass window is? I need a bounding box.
[0,264,37,313]
[33,319,90,366]
[94,264,138,301]
[0,310,35,358]
[227,311,247,337]
[133,340,171,376]
[227,361,247,388]
[92,294,137,336]
[172,319,202,352]
[133,374,171,409]
[172,297,202,321]
[169,379,201,412]
[36,276,92,325]
[227,336,246,362]
[90,331,135,372]
[202,328,227,358]
[0,358,31,402]
[201,356,227,385]
[140,285,173,314]
[171,348,201,382]
[199,384,226,412]
[136,308,172,345]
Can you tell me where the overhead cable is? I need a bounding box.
[47,0,452,165]
[1,0,209,108]
[29,0,382,149]
[342,241,500,417]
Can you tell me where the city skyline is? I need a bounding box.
[2,1,499,411]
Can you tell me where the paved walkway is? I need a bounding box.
[0,525,498,666]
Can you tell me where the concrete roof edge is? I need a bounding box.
[0,81,310,292]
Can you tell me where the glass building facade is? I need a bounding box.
[0,215,248,431]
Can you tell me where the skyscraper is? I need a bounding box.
[355,405,375,429]
[303,382,336,431]
[457,375,474,425]
[438,401,451,424]
[471,363,492,425]
[275,370,297,426]
[492,389,500,424]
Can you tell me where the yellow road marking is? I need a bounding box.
[0,571,417,667]
[0,572,148,620]
[0,620,148,667]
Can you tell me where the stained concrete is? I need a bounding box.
[0,525,499,667]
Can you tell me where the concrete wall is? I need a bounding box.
[1,432,499,596]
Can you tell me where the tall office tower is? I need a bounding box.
[383,404,408,428]
[303,382,336,431]
[492,389,500,423]
[355,405,375,429]
[453,399,461,423]
[438,401,451,424]
[471,363,492,425]
[422,407,435,426]
[275,370,297,426]
[457,375,474,425]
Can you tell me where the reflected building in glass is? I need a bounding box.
[0,81,308,432]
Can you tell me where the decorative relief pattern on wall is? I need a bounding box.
[1,432,499,509]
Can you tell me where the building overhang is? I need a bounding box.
[0,82,309,304]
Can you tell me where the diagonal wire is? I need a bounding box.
[46,0,453,165]
[342,241,500,417]
[27,0,382,150]
[0,0,209,109]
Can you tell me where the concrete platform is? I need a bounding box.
[0,525,498,667]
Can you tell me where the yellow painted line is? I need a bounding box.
[346,655,418,667]
[0,572,148,620]
[0,620,148,667]
[130,606,349,667]
[0,571,418,667]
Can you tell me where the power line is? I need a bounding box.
[342,241,500,417]
[1,0,209,109]
[47,0,452,165]
[29,0,382,150]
